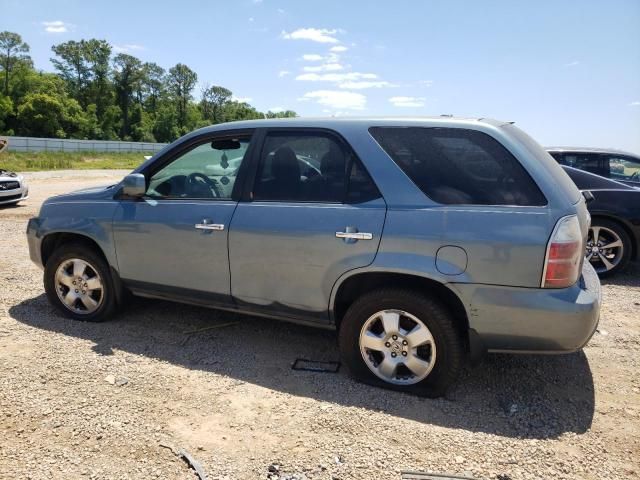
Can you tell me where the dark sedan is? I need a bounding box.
[549,147,640,188]
[562,165,640,276]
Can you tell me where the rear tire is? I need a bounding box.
[44,243,119,322]
[587,218,632,278]
[339,288,464,397]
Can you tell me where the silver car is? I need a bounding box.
[27,117,601,397]
[0,168,29,205]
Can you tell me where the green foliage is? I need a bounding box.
[0,95,12,130]
[0,30,297,143]
[16,92,84,138]
[168,63,198,129]
[1,151,147,171]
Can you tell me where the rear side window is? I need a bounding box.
[253,131,380,203]
[369,127,547,206]
[561,153,605,176]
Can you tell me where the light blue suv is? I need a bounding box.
[27,117,601,396]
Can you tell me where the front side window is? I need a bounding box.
[147,136,251,199]
[369,127,546,206]
[253,131,379,203]
[606,155,640,183]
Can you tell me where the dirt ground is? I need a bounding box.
[1,172,639,480]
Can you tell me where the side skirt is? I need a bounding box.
[124,280,336,331]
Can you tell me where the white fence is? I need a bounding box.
[3,136,168,153]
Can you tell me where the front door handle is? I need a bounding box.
[336,231,373,240]
[195,219,225,231]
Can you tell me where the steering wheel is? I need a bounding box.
[187,172,223,198]
[630,171,639,181]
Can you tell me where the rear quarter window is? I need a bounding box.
[369,127,547,206]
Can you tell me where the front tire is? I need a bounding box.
[339,288,464,397]
[44,243,119,322]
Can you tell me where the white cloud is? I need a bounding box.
[295,72,377,82]
[268,107,285,113]
[253,0,263,3]
[278,70,291,78]
[302,90,366,110]
[418,80,434,87]
[232,96,253,103]
[564,60,580,67]
[302,54,324,62]
[303,63,344,72]
[113,44,146,53]
[248,17,255,22]
[629,101,640,106]
[339,81,392,89]
[282,28,339,43]
[389,96,426,107]
[277,8,285,14]
[330,45,348,53]
[42,21,70,33]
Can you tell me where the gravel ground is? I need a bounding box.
[1,173,639,480]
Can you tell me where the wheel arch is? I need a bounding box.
[41,232,111,269]
[41,231,125,306]
[330,270,473,352]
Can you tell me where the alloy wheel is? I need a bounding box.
[359,309,436,385]
[54,258,104,314]
[586,226,624,274]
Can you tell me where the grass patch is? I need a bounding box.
[0,151,150,171]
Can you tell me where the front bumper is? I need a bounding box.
[454,262,601,353]
[0,184,28,204]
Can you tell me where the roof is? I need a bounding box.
[189,116,511,133]
[546,146,640,158]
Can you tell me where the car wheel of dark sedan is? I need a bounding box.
[339,288,463,398]
[44,243,118,322]
[586,219,632,277]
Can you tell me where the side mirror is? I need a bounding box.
[582,190,595,204]
[122,173,146,197]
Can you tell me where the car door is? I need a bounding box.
[112,131,254,305]
[603,154,640,186]
[563,152,607,177]
[228,129,386,324]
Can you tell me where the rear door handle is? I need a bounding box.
[195,219,225,231]
[336,231,373,240]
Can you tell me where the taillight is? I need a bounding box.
[542,215,583,288]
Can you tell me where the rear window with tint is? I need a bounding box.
[369,127,547,206]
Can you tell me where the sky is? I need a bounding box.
[3,0,640,152]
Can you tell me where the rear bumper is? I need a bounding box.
[454,262,601,353]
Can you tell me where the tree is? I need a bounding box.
[200,84,232,124]
[224,100,265,122]
[141,62,165,114]
[2,30,299,142]
[153,102,180,142]
[113,53,143,138]
[51,39,112,111]
[51,40,89,105]
[0,31,30,96]
[167,63,197,129]
[266,109,297,119]
[84,39,112,116]
[16,92,84,138]
[101,105,121,140]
